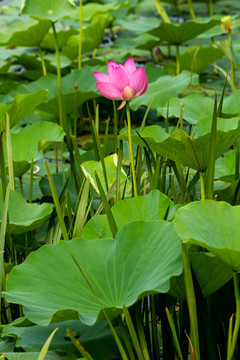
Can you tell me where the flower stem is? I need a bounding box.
[38,46,47,76]
[51,21,65,132]
[181,242,200,360]
[227,272,240,360]
[126,102,138,197]
[78,0,83,69]
[199,171,205,200]
[176,45,180,75]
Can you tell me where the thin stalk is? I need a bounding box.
[153,0,171,23]
[235,142,240,180]
[208,0,213,16]
[113,100,118,154]
[166,307,183,360]
[140,93,157,132]
[126,102,138,197]
[176,45,180,75]
[181,242,200,360]
[0,184,10,324]
[151,295,160,360]
[199,172,205,200]
[179,103,184,130]
[51,22,66,133]
[6,113,15,191]
[229,31,235,87]
[135,303,151,360]
[0,132,7,198]
[19,177,24,197]
[38,46,47,76]
[74,83,78,137]
[227,272,240,360]
[29,157,34,203]
[78,0,83,69]
[187,0,195,19]
[123,305,144,360]
[99,47,108,64]
[44,160,69,241]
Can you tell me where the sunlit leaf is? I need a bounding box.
[5,220,182,325]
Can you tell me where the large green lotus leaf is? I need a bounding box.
[119,117,240,171]
[0,190,53,235]
[2,319,121,360]
[81,154,131,197]
[0,90,48,132]
[5,220,182,326]
[113,33,159,51]
[179,46,224,74]
[81,1,128,22]
[149,18,219,45]
[21,0,76,22]
[215,149,236,181]
[3,121,65,177]
[159,94,214,124]
[114,17,161,33]
[169,252,232,298]
[222,89,240,115]
[7,69,100,116]
[0,19,51,47]
[82,190,173,239]
[174,200,240,271]
[41,28,78,51]
[62,16,110,60]
[130,71,199,111]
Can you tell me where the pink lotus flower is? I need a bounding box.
[94,57,148,110]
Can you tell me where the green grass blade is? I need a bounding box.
[95,171,118,238]
[66,328,94,360]
[44,160,69,240]
[6,113,15,191]
[205,92,218,199]
[135,303,151,360]
[153,0,171,23]
[73,176,90,238]
[28,157,34,203]
[86,103,100,161]
[37,327,59,360]
[123,305,144,360]
[91,118,109,192]
[166,307,183,360]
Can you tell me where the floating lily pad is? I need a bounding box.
[3,121,65,177]
[174,200,240,271]
[180,45,224,74]
[81,154,131,197]
[0,19,51,47]
[82,190,173,239]
[169,252,233,298]
[119,117,240,171]
[2,319,121,360]
[5,220,182,326]
[62,16,110,59]
[21,0,76,22]
[0,190,53,235]
[159,94,214,124]
[0,90,48,132]
[7,68,100,116]
[149,18,219,45]
[130,70,199,111]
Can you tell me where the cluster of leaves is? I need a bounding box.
[0,0,240,359]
